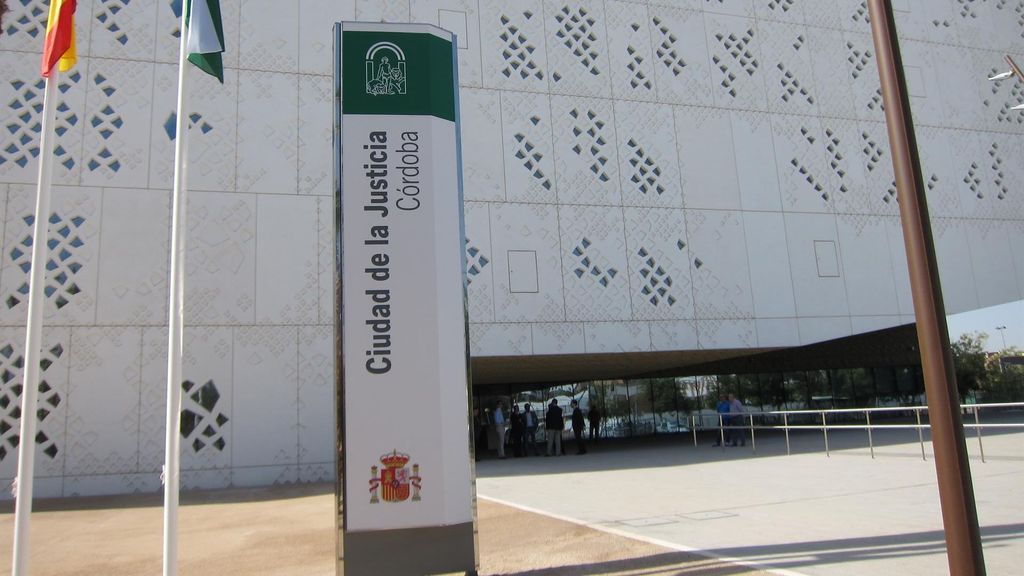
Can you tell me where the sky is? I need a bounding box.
[946,299,1024,352]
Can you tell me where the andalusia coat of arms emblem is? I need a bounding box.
[365,41,407,96]
[369,450,422,503]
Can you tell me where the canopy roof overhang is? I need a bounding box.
[470,323,921,395]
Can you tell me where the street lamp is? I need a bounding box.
[989,55,1024,110]
[866,2,986,574]
[995,325,1007,351]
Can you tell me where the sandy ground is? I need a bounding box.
[0,484,764,575]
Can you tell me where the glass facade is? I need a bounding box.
[475,364,928,447]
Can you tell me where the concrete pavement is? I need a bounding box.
[475,426,1024,576]
[0,483,767,575]
[0,423,1017,574]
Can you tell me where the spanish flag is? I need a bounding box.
[41,0,77,77]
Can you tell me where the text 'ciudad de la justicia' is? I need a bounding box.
[361,130,422,375]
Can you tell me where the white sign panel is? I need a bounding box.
[338,22,472,533]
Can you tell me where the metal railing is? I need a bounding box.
[688,402,1024,463]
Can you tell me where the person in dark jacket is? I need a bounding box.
[522,403,540,456]
[588,405,601,441]
[545,398,563,456]
[571,400,587,455]
[473,406,487,460]
[510,403,525,457]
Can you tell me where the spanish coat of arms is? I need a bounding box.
[369,450,422,503]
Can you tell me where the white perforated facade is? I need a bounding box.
[0,0,1022,496]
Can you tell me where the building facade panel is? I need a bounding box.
[298,75,334,196]
[0,185,102,327]
[742,211,796,319]
[230,326,299,486]
[500,90,557,204]
[836,214,901,318]
[784,211,850,319]
[646,4,715,108]
[460,88,506,202]
[623,207,694,321]
[182,191,257,325]
[95,187,170,326]
[299,0,357,75]
[148,63,240,193]
[551,94,621,206]
[64,326,143,477]
[532,321,585,355]
[236,70,299,195]
[686,209,754,320]
[584,321,650,353]
[297,325,333,475]
[615,100,683,208]
[464,201,496,323]
[0,0,1021,496]
[676,105,740,211]
[559,204,632,322]
[0,326,70,482]
[489,202,565,322]
[470,322,533,357]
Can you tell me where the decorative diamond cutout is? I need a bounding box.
[572,237,617,288]
[180,379,229,453]
[0,343,65,462]
[569,108,611,183]
[7,212,87,310]
[499,12,544,81]
[513,132,552,190]
[554,5,601,77]
[465,238,490,285]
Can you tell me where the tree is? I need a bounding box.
[687,375,717,409]
[980,346,1024,402]
[0,1,8,34]
[950,332,990,402]
[642,378,677,415]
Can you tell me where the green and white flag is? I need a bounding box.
[186,0,224,82]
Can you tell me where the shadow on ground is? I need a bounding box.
[689,523,1024,571]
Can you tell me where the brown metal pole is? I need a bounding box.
[866,2,986,575]
[1005,55,1024,84]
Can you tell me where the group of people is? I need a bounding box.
[713,393,747,447]
[482,399,600,458]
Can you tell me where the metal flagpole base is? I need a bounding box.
[342,523,476,575]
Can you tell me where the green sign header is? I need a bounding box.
[342,29,456,122]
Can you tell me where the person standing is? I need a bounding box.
[713,394,730,447]
[493,400,507,458]
[522,403,539,456]
[588,405,601,441]
[571,400,587,455]
[728,393,746,447]
[473,406,486,460]
[510,403,524,457]
[545,398,563,457]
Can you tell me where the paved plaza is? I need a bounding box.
[0,424,1019,575]
[0,484,764,575]
[477,424,1024,576]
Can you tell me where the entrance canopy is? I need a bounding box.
[471,323,921,394]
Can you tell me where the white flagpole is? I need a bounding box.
[163,4,191,575]
[11,65,61,576]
